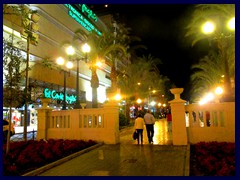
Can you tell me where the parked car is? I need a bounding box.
[3,119,15,142]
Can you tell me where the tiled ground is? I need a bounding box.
[36,119,188,176]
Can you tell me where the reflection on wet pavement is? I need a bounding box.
[10,131,37,142]
[11,119,171,146]
[120,118,172,145]
[35,118,188,176]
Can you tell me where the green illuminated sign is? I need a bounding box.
[79,4,98,22]
[65,4,102,36]
[44,88,77,104]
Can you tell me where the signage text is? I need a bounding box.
[44,88,77,104]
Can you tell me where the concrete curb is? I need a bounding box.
[22,142,104,176]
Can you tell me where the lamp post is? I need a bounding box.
[66,44,90,109]
[81,43,99,109]
[81,43,99,108]
[56,57,73,110]
[201,17,235,101]
[75,43,91,109]
[75,59,80,109]
[20,6,40,141]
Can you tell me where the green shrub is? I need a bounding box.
[119,113,129,127]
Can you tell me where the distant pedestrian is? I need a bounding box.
[144,110,155,143]
[166,109,172,132]
[134,114,145,145]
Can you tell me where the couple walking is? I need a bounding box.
[134,110,155,144]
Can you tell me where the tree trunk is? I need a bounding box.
[110,65,118,92]
[91,66,99,108]
[218,38,234,102]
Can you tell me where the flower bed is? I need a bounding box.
[3,139,97,176]
[190,141,235,176]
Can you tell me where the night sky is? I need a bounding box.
[90,4,210,97]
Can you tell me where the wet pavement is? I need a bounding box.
[10,131,37,142]
[22,119,189,176]
[120,118,173,145]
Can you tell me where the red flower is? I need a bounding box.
[3,139,97,175]
[192,141,235,176]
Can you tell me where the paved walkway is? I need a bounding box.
[32,119,189,176]
[10,131,37,142]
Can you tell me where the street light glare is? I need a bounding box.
[82,43,91,53]
[199,92,215,105]
[137,98,142,104]
[202,21,215,34]
[199,98,207,105]
[206,92,214,101]
[96,61,102,67]
[228,17,235,30]
[66,61,73,69]
[114,94,121,101]
[56,57,64,65]
[150,101,156,106]
[215,87,223,95]
[66,46,75,55]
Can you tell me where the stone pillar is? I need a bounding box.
[36,98,52,140]
[169,88,187,145]
[103,92,120,144]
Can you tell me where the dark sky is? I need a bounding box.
[90,4,211,98]
[111,5,209,86]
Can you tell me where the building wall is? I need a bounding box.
[3,4,111,105]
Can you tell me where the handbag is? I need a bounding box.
[132,131,138,140]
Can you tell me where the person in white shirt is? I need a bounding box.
[144,110,155,143]
[134,114,145,145]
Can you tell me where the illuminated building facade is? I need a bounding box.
[3,4,112,130]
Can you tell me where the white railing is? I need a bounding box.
[37,103,120,144]
[169,88,235,145]
[185,102,235,143]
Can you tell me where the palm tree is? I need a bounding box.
[99,21,147,93]
[60,18,145,108]
[118,54,171,118]
[119,55,160,98]
[73,24,128,107]
[185,4,235,101]
[189,50,224,102]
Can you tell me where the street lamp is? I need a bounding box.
[81,43,101,108]
[136,98,142,112]
[65,45,77,109]
[56,57,73,110]
[73,43,90,109]
[201,17,235,101]
[82,43,91,57]
[65,43,90,109]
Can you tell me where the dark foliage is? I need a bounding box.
[3,139,97,176]
[119,113,129,127]
[190,141,235,176]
